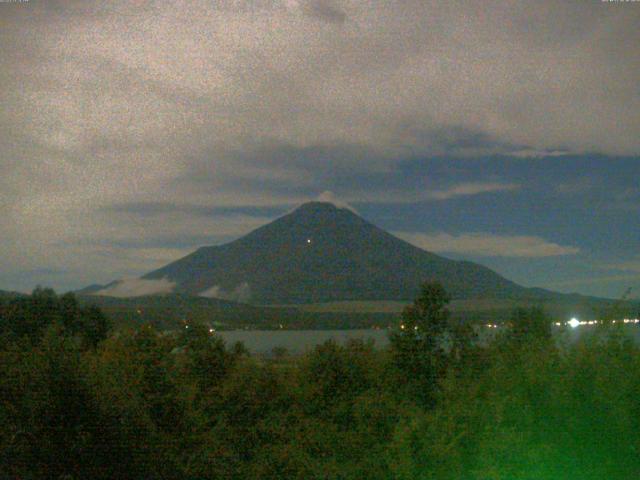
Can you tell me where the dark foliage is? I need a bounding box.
[0,288,110,347]
[1,287,639,479]
[505,306,553,345]
[389,282,457,406]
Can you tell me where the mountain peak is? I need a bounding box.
[290,200,354,217]
[134,195,532,303]
[276,200,369,235]
[311,191,358,213]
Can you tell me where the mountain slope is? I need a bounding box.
[142,201,547,304]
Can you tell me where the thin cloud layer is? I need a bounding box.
[600,257,640,274]
[200,282,252,303]
[315,191,358,212]
[396,232,580,258]
[428,183,520,200]
[95,277,176,297]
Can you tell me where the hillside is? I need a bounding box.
[77,293,398,330]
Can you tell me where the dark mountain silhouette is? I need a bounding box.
[141,201,556,304]
[75,282,118,295]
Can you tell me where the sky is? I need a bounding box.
[1,0,639,299]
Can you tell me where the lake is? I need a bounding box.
[216,324,640,355]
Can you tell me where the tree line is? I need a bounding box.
[1,284,639,478]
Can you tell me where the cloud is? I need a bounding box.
[600,257,640,273]
[396,232,580,258]
[510,149,569,159]
[428,182,520,200]
[0,202,275,291]
[200,282,252,303]
[302,0,347,23]
[546,274,640,289]
[1,0,638,291]
[95,277,176,297]
[315,190,358,212]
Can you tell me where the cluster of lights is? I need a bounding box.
[395,316,640,332]
[618,318,640,324]
[399,324,419,331]
[183,324,217,333]
[479,318,640,330]
[563,317,640,329]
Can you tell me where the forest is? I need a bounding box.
[1,285,639,479]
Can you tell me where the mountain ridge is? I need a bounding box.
[137,201,557,303]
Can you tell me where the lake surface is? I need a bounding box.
[216,325,640,355]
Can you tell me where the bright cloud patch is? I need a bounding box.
[396,232,580,258]
[600,256,640,273]
[315,191,358,213]
[96,277,176,297]
[428,183,520,200]
[200,282,252,303]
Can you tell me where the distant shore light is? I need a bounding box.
[568,318,580,328]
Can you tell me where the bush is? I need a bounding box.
[2,287,639,478]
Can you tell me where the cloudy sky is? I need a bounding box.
[1,0,639,298]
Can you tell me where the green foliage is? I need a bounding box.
[177,323,238,392]
[302,339,375,413]
[0,288,110,348]
[388,324,640,479]
[505,306,553,345]
[389,281,453,405]
[1,287,640,478]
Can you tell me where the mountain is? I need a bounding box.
[75,283,113,295]
[139,201,555,304]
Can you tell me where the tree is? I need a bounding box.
[506,306,552,345]
[303,339,374,413]
[389,281,452,406]
[0,289,110,348]
[177,323,236,393]
[79,305,110,349]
